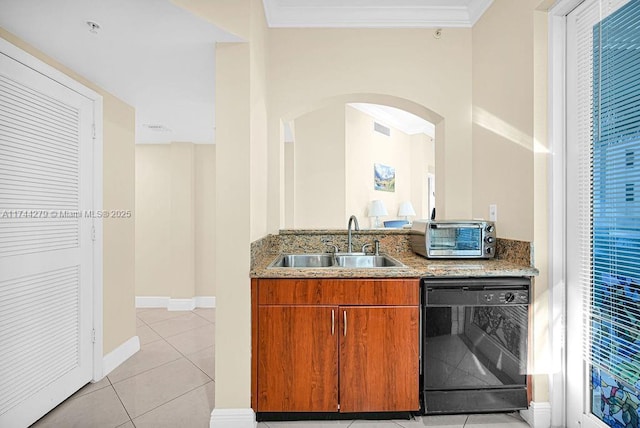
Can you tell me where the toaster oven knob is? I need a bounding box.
[485,236,495,244]
[504,292,515,303]
[486,225,495,233]
[485,247,493,255]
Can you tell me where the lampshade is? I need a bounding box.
[398,201,416,217]
[368,200,388,217]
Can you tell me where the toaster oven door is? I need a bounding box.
[427,223,483,257]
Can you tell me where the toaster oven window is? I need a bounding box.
[429,227,482,251]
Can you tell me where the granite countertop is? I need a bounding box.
[251,250,539,279]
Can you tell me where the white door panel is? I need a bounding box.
[0,51,94,428]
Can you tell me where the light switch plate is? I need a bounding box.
[489,204,497,221]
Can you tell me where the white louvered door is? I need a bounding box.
[0,51,94,428]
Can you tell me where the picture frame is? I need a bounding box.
[374,163,395,192]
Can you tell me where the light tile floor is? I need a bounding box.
[31,308,529,428]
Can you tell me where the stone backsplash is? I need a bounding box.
[251,229,533,267]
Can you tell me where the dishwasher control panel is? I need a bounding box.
[480,290,529,305]
[422,277,531,306]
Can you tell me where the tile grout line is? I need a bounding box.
[191,308,216,324]
[156,330,215,381]
[108,337,182,385]
[107,383,136,428]
[122,379,215,423]
[143,312,212,341]
[145,310,215,381]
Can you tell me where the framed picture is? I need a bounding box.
[374,163,395,192]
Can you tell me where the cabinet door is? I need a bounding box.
[339,306,419,412]
[257,306,338,412]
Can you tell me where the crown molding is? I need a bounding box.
[262,0,494,28]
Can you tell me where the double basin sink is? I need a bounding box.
[268,253,405,269]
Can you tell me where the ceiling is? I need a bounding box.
[349,104,435,137]
[0,0,240,144]
[0,0,490,145]
[262,0,494,28]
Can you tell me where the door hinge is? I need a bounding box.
[92,123,96,140]
[91,329,96,343]
[91,224,96,242]
[337,404,340,410]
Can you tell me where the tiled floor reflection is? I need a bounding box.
[31,308,529,428]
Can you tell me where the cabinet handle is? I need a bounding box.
[343,310,347,336]
[331,309,335,335]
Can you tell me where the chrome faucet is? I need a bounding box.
[347,215,360,254]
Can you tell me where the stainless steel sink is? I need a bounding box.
[268,253,334,268]
[267,253,405,269]
[335,254,404,268]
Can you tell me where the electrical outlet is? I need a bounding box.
[489,204,497,221]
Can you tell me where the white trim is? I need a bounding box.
[0,38,100,99]
[136,296,217,310]
[102,336,140,377]
[0,37,106,384]
[168,298,197,311]
[548,4,571,427]
[210,408,256,428]
[136,296,170,308]
[261,0,493,28]
[91,77,104,383]
[520,402,552,428]
[581,413,609,428]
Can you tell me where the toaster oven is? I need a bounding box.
[409,220,496,259]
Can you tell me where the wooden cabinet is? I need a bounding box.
[257,306,338,411]
[339,306,419,412]
[252,278,420,414]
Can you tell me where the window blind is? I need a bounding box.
[576,0,640,391]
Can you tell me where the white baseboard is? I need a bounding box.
[136,296,216,310]
[520,401,552,428]
[210,408,256,428]
[167,298,196,311]
[102,335,140,377]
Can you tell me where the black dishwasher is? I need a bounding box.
[421,277,530,414]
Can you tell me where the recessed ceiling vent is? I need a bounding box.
[374,121,391,136]
[143,123,172,132]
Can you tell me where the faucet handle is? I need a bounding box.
[374,239,380,256]
[325,242,340,253]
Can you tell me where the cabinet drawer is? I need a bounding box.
[258,278,419,305]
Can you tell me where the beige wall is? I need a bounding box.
[0,29,137,356]
[209,0,269,411]
[345,105,422,227]
[170,143,196,298]
[135,145,172,297]
[532,8,551,404]
[268,27,472,231]
[293,105,346,228]
[194,144,216,296]
[284,141,294,228]
[471,0,550,403]
[411,133,436,219]
[346,104,403,224]
[289,105,433,229]
[135,143,216,298]
[471,0,538,242]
